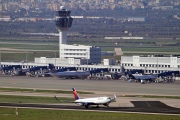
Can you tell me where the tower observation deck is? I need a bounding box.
[55,6,73,45]
[54,6,101,64]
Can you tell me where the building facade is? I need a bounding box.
[121,55,180,74]
[60,44,101,64]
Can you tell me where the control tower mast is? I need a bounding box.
[55,6,73,57]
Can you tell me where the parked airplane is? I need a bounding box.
[48,64,77,73]
[125,69,156,82]
[131,74,156,81]
[45,64,80,78]
[54,88,116,108]
[51,71,90,79]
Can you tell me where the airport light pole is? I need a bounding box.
[26,51,28,63]
[26,51,28,66]
[157,56,158,74]
[144,66,147,74]
[54,51,56,68]
[0,50,1,67]
[86,52,89,71]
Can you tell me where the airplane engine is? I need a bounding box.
[77,103,83,106]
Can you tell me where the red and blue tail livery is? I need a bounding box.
[54,87,116,108]
[72,88,80,100]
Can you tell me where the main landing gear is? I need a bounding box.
[103,103,109,107]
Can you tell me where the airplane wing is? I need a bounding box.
[132,74,156,80]
[54,95,95,105]
[110,94,116,102]
[54,95,74,103]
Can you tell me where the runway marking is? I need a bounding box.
[145,101,152,108]
[0,106,180,116]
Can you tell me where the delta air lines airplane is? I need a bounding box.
[54,88,116,108]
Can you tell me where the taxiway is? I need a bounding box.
[0,75,180,115]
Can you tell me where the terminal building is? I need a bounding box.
[35,44,101,65]
[59,44,101,64]
[121,55,180,74]
[1,55,180,74]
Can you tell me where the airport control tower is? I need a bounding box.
[55,6,73,45]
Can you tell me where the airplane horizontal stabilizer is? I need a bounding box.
[54,95,60,101]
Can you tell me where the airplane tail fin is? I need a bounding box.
[114,94,116,102]
[48,64,56,72]
[72,88,80,100]
[54,95,60,101]
[111,94,116,102]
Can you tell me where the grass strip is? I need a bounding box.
[0,95,73,104]
[0,107,179,120]
[0,88,94,94]
[120,95,180,99]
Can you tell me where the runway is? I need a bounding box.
[0,101,180,115]
[0,75,180,115]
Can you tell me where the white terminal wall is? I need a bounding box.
[35,57,91,65]
[35,57,69,64]
[59,44,101,64]
[121,56,180,68]
[103,58,116,66]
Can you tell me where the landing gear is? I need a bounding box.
[84,103,89,108]
[106,103,109,107]
[103,103,109,107]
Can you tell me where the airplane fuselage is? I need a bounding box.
[74,97,111,105]
[55,71,90,78]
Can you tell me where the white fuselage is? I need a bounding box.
[74,97,111,105]
[55,71,90,78]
